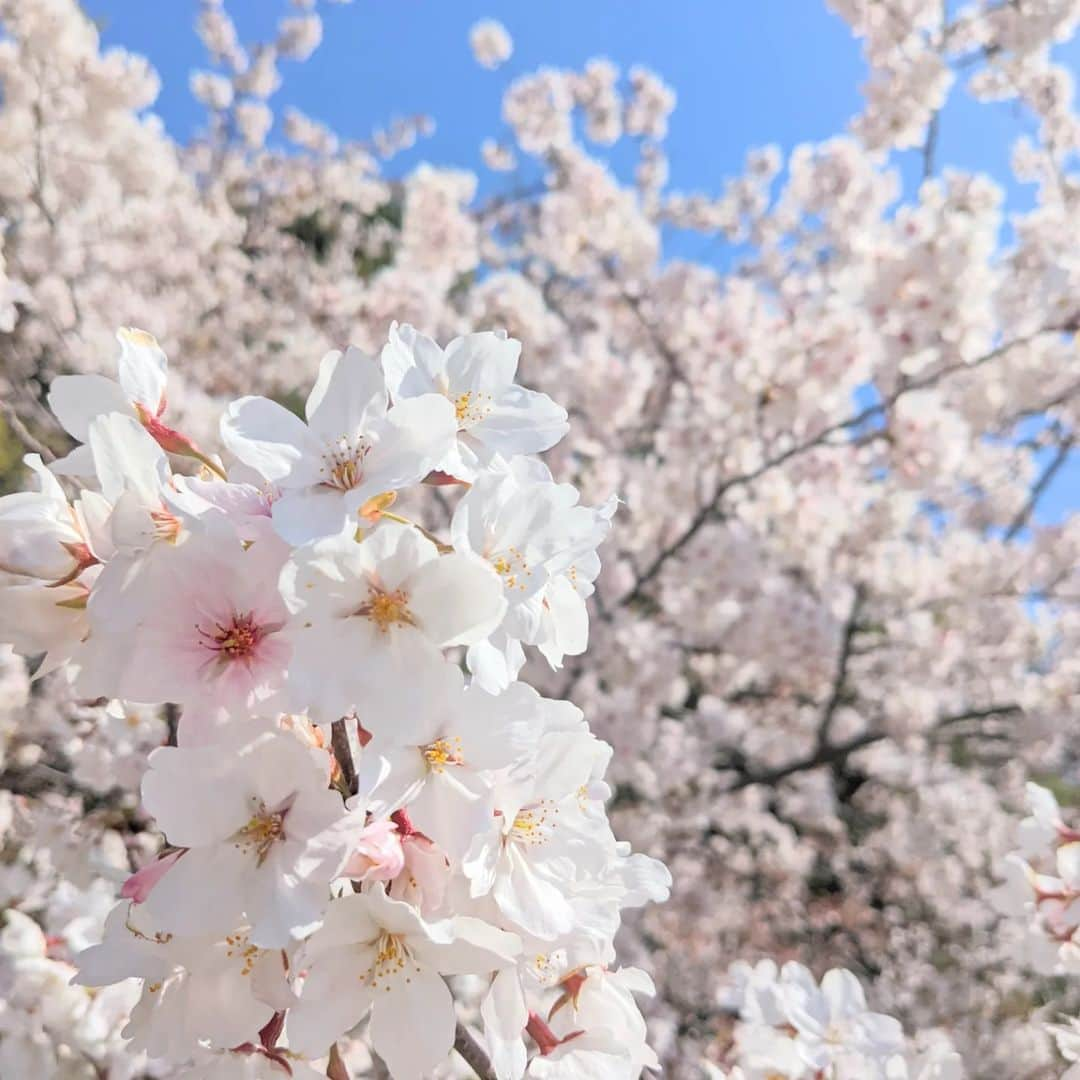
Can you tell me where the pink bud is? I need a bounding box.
[342,819,404,882]
[120,849,184,903]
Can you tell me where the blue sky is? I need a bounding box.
[88,1,1079,523]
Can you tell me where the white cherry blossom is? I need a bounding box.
[286,885,520,1077]
[382,323,568,481]
[222,346,458,543]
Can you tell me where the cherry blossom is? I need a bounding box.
[285,885,520,1076]
[222,347,457,543]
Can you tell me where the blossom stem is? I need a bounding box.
[190,448,228,481]
[380,511,453,554]
[454,1021,497,1080]
[330,718,359,797]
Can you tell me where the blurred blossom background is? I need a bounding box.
[2,0,1080,1076]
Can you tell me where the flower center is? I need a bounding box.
[491,545,531,592]
[454,390,494,427]
[197,612,266,662]
[320,435,371,491]
[366,931,420,989]
[223,931,262,976]
[151,507,181,543]
[354,586,415,633]
[232,800,291,866]
[510,802,556,845]
[422,736,465,772]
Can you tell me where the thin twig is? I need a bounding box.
[0,399,55,461]
[1004,434,1075,541]
[922,109,941,180]
[454,1022,498,1080]
[816,586,865,750]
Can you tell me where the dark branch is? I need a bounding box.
[331,718,359,797]
[816,586,865,750]
[1004,434,1075,541]
[454,1023,498,1080]
[725,730,886,791]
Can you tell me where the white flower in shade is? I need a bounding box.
[382,323,567,482]
[285,885,520,1078]
[1019,781,1071,856]
[783,965,905,1073]
[138,730,358,947]
[74,901,291,1060]
[48,327,205,476]
[450,456,614,690]
[0,571,96,673]
[87,411,178,555]
[280,521,506,723]
[362,675,541,860]
[1049,1017,1080,1080]
[0,454,92,583]
[527,966,659,1079]
[463,701,614,940]
[221,346,457,543]
[80,529,290,714]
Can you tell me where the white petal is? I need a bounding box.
[220,395,323,486]
[381,321,445,398]
[49,443,97,477]
[115,328,168,412]
[48,374,129,442]
[444,331,520,395]
[305,346,388,437]
[271,487,349,545]
[370,966,455,1080]
[88,413,169,506]
[362,394,458,493]
[469,386,568,458]
[247,851,329,948]
[140,845,248,940]
[820,967,867,1021]
[493,847,574,940]
[415,915,521,974]
[286,945,375,1057]
[408,770,493,862]
[140,747,251,846]
[482,969,528,1080]
[409,552,507,647]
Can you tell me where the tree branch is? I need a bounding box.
[0,399,55,461]
[816,586,865,750]
[618,322,1077,608]
[1004,433,1075,541]
[331,718,359,797]
[725,730,886,791]
[454,1022,498,1080]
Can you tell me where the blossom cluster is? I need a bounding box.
[994,783,1080,976]
[711,960,963,1080]
[0,324,671,1078]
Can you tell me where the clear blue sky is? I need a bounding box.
[87,1,1079,523]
